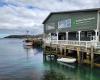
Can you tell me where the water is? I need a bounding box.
[0,39,99,80]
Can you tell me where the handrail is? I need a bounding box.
[54,40,100,47]
[44,40,100,48]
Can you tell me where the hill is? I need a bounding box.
[4,35,34,39]
[4,34,43,39]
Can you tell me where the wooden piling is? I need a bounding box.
[77,47,81,64]
[91,46,94,68]
[56,45,58,55]
[81,51,84,64]
[60,45,63,57]
[64,46,66,57]
[86,49,90,63]
[43,54,46,61]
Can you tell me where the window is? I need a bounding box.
[76,33,78,38]
[81,32,85,38]
[87,32,92,37]
[58,19,71,29]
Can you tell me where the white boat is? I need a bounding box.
[23,40,33,46]
[57,57,76,63]
[23,42,33,46]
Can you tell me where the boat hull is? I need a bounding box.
[23,42,33,46]
[57,58,76,63]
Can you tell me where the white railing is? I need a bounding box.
[46,40,100,48]
[44,38,100,48]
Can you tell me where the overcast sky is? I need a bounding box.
[0,0,100,37]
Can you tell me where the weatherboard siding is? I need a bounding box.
[44,11,97,33]
[99,12,100,31]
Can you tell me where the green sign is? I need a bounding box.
[71,17,96,29]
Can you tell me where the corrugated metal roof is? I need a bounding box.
[42,8,100,24]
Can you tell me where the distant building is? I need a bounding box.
[43,8,100,48]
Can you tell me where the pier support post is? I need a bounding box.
[43,54,46,61]
[60,45,63,57]
[91,46,94,68]
[56,44,58,55]
[81,51,84,64]
[86,49,90,62]
[64,46,66,57]
[66,47,68,56]
[77,47,81,64]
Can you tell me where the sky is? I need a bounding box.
[0,0,100,38]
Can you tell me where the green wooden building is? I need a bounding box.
[43,8,100,48]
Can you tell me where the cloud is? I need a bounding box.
[0,2,48,35]
[6,0,100,11]
[0,0,100,36]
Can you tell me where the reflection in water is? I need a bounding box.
[42,61,74,80]
[24,46,35,60]
[42,60,100,80]
[42,61,71,80]
[42,70,67,80]
[0,39,99,80]
[23,46,41,60]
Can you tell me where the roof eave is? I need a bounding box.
[42,8,100,24]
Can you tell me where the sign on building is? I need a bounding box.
[72,17,96,27]
[58,19,71,29]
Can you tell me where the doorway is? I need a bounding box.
[58,32,66,40]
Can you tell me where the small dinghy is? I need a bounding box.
[57,57,76,63]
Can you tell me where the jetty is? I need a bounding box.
[42,8,100,68]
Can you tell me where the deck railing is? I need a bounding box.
[47,40,100,48]
[44,39,100,48]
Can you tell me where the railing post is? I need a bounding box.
[95,30,98,42]
[78,31,81,45]
[86,42,87,48]
[66,32,68,40]
[56,32,58,44]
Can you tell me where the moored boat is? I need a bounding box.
[23,39,33,46]
[57,57,76,63]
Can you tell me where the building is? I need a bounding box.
[43,8,100,48]
[43,8,100,67]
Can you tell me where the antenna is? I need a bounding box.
[26,30,29,39]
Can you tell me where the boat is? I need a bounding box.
[23,30,33,46]
[23,39,33,46]
[57,57,76,63]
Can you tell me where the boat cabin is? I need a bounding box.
[43,8,100,48]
